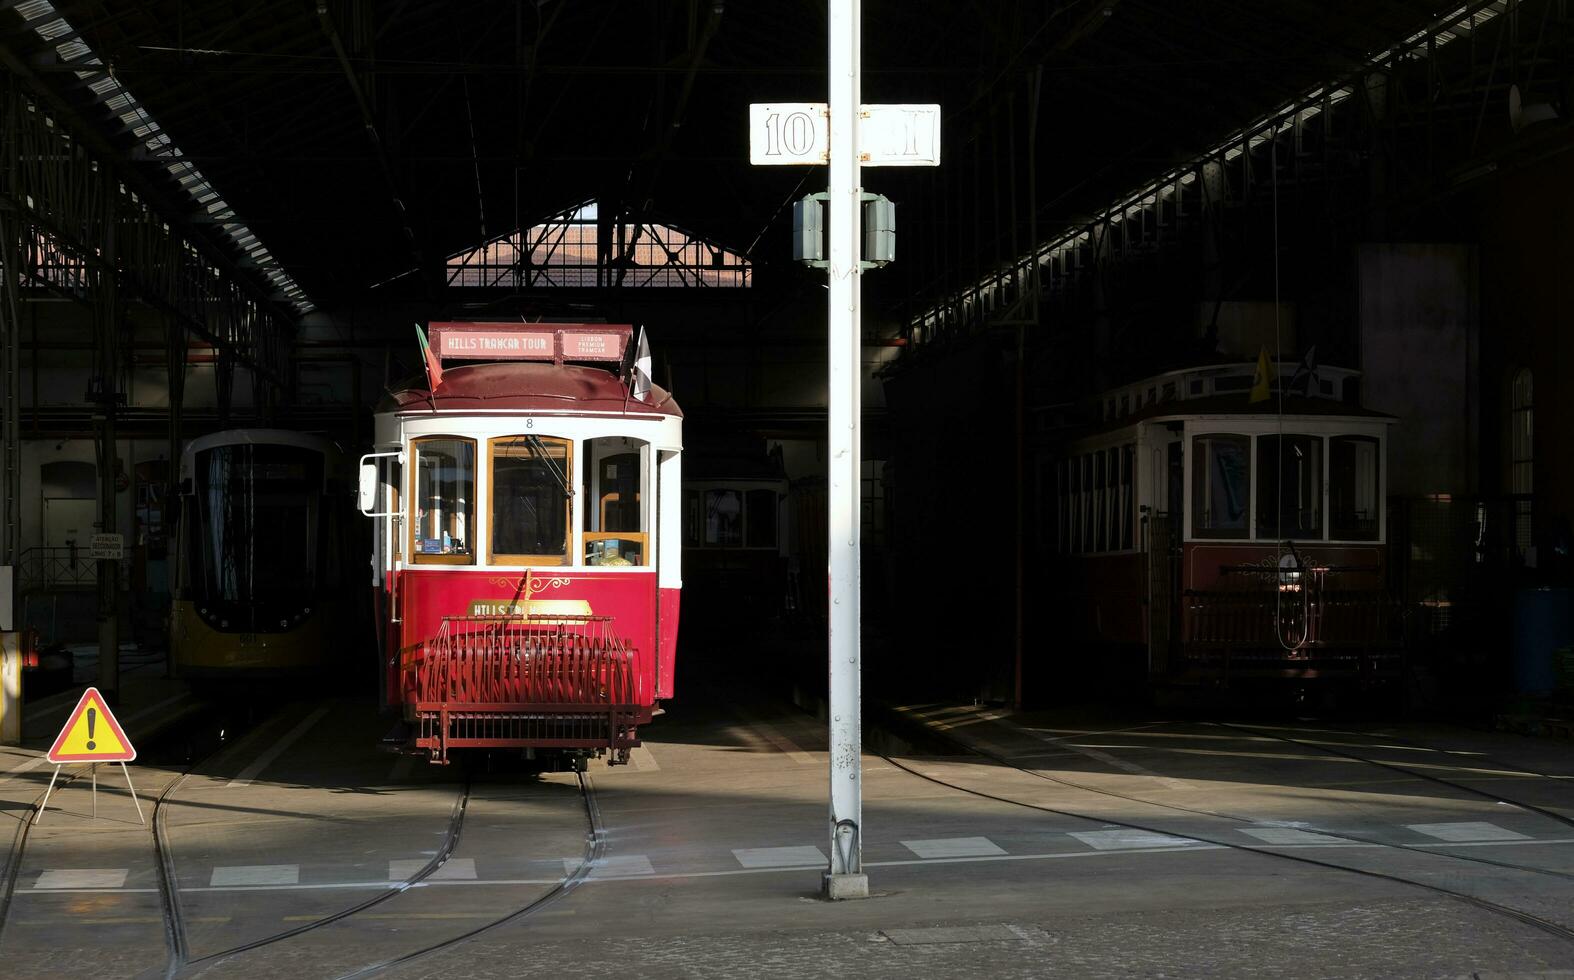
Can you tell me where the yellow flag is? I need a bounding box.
[1249,347,1272,403]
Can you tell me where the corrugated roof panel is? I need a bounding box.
[15,1,57,22]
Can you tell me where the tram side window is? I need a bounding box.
[1053,444,1137,554]
[490,436,571,564]
[1256,434,1323,540]
[585,440,645,566]
[1192,434,1250,539]
[1094,450,1108,552]
[1329,435,1380,541]
[412,438,475,562]
[1121,444,1134,550]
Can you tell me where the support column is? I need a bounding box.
[94,186,121,704]
[823,0,867,901]
[0,207,21,624]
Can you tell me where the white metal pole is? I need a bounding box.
[824,0,867,900]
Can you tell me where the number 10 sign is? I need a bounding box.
[749,103,941,167]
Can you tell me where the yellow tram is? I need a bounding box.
[170,429,357,679]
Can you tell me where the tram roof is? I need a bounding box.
[182,428,342,460]
[1069,393,1396,441]
[380,362,682,420]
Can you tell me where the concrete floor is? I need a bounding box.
[2,683,1573,979]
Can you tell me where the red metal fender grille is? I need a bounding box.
[403,615,645,762]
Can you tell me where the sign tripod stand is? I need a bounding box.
[36,686,143,825]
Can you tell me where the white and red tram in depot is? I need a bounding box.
[360,323,682,765]
[1040,361,1401,692]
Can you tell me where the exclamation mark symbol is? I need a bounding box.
[86,707,97,751]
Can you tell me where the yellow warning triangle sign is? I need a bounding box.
[47,687,136,763]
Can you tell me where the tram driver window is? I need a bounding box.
[412,438,475,563]
[1191,434,1250,539]
[1256,434,1323,540]
[1329,435,1380,541]
[584,439,646,566]
[490,436,572,564]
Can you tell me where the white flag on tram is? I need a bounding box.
[631,326,654,402]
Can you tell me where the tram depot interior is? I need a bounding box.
[3,2,1574,978]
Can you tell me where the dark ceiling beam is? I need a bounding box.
[315,0,426,282]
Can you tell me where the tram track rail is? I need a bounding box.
[0,767,88,942]
[331,770,604,980]
[159,769,600,980]
[957,722,1574,884]
[877,712,1574,945]
[173,775,473,974]
[1211,720,1574,831]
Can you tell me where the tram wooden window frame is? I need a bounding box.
[1054,440,1140,557]
[408,436,478,566]
[1190,432,1252,541]
[487,435,575,567]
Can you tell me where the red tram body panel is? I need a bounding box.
[364,324,682,763]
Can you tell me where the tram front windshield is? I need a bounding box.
[194,444,323,605]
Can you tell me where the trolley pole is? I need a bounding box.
[823,0,868,901]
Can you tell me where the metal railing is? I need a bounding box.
[405,615,644,763]
[17,546,99,592]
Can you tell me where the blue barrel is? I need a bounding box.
[1513,587,1574,696]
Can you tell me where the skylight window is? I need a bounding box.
[381,199,752,290]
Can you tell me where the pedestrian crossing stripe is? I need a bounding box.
[46,687,136,763]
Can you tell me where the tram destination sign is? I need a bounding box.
[749,103,941,167]
[427,323,630,363]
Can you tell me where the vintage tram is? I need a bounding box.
[1039,361,1399,692]
[680,440,790,637]
[362,323,682,765]
[170,429,357,679]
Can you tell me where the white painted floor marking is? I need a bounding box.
[629,746,660,771]
[36,869,129,889]
[389,857,476,881]
[733,712,816,764]
[1069,830,1204,851]
[732,845,827,868]
[226,705,331,788]
[1406,821,1531,842]
[901,836,1007,859]
[24,836,1574,896]
[1239,827,1346,845]
[569,854,655,878]
[210,865,299,886]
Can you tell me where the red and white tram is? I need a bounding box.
[361,323,682,764]
[1041,361,1400,690]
